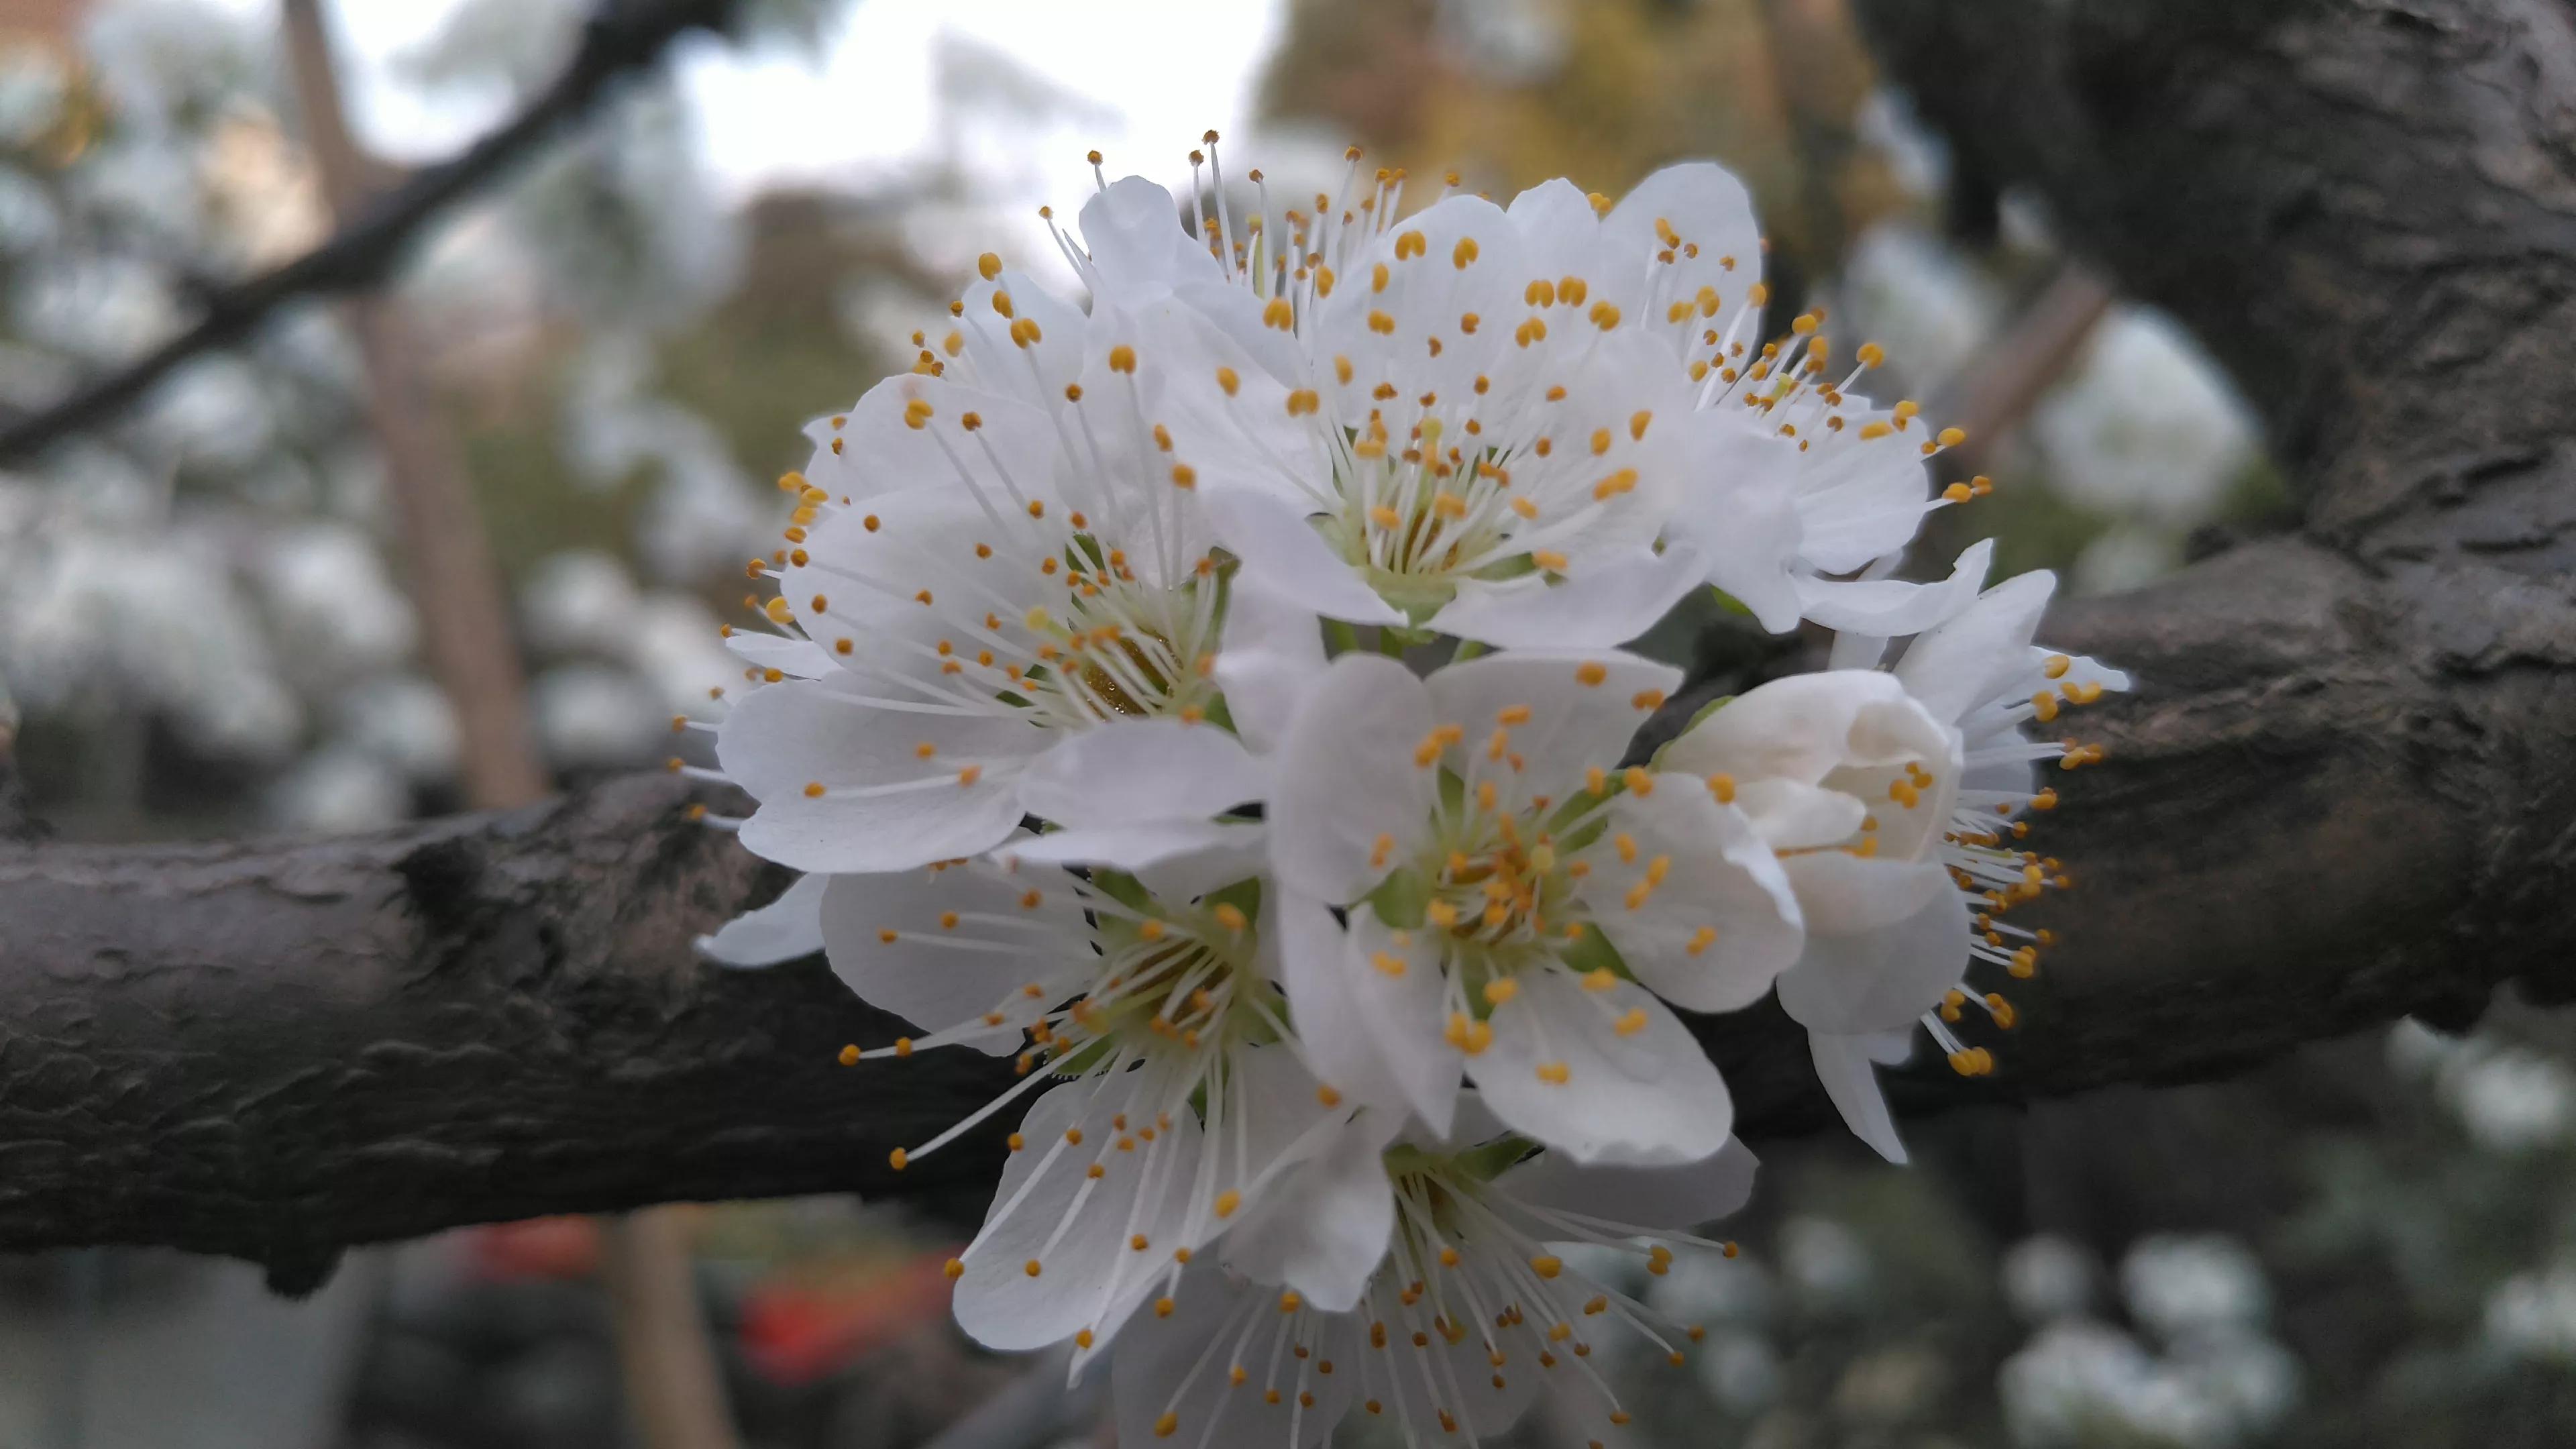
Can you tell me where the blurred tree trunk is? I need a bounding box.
[280,6,739,1447]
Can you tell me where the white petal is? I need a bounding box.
[1342,906,1464,1137]
[1793,424,1938,574]
[1421,648,1679,813]
[1426,543,1708,651]
[1001,820,1266,891]
[1110,1265,1359,1449]
[1266,653,1436,903]
[1315,194,1529,409]
[1811,1031,1909,1163]
[1274,890,1414,1118]
[1668,419,1805,633]
[696,872,828,967]
[1601,161,1764,323]
[798,371,1060,510]
[715,681,1038,873]
[1134,835,1275,905]
[1657,669,1948,788]
[954,270,1087,407]
[1016,719,1270,826]
[1080,176,1225,298]
[1793,537,1994,636]
[1497,1134,1758,1231]
[818,862,1083,1051]
[1774,883,1972,1034]
[1778,853,1948,934]
[1893,570,2057,723]
[955,1075,1203,1352]
[1222,1109,1402,1312]
[1593,783,1804,1013]
[783,483,1035,646]
[1214,580,1327,755]
[1469,970,1731,1165]
[1731,777,1868,851]
[1199,482,1405,627]
[1506,176,1601,280]
[722,631,836,680]
[1366,1282,1542,1438]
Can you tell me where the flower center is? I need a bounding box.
[1065,891,1274,1061]
[1417,796,1586,969]
[1320,417,1534,615]
[1020,553,1224,726]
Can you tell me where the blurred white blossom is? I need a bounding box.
[1782,1218,1873,1310]
[2443,1046,2576,1152]
[2121,1235,2269,1342]
[257,523,419,684]
[2485,1261,2576,1364]
[2033,308,2258,529]
[2004,1234,2098,1324]
[267,742,410,833]
[532,661,663,769]
[1837,222,2006,395]
[339,676,460,784]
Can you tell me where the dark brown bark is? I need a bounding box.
[0,777,1005,1279]
[5,0,2576,1277]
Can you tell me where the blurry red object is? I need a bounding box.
[467,1216,603,1280]
[737,1249,961,1386]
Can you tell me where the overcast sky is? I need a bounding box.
[290,0,1287,209]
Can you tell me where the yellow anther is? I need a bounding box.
[1623,767,1654,796]
[1483,978,1519,1006]
[1216,1190,1242,1218]
[1576,661,1608,686]
[1535,1061,1571,1084]
[1108,344,1136,373]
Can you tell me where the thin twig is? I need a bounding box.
[0,0,740,464]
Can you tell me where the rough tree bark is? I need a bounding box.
[6,0,2576,1277]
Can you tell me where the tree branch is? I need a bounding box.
[4,0,2575,1273]
[0,0,741,464]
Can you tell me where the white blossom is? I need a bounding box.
[1110,1101,1758,1447]
[1265,649,1803,1161]
[1661,568,2128,1162]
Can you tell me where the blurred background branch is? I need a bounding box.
[0,0,739,463]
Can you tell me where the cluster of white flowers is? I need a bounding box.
[686,138,2127,1446]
